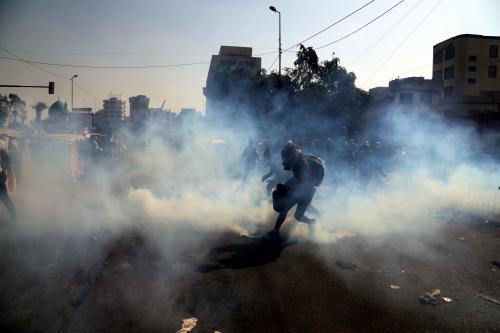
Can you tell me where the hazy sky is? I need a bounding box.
[0,0,498,115]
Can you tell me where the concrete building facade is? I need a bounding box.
[129,95,150,128]
[203,46,261,120]
[93,97,125,134]
[432,34,500,116]
[368,77,442,115]
[69,107,92,133]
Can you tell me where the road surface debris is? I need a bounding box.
[419,289,441,305]
[176,318,198,333]
[335,260,358,270]
[477,294,500,305]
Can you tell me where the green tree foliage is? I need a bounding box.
[207,45,369,144]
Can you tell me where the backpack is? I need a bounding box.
[306,154,325,186]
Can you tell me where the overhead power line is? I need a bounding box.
[0,49,281,70]
[347,0,424,68]
[0,45,99,100]
[7,48,277,56]
[283,0,376,52]
[267,55,280,72]
[363,0,443,85]
[0,55,211,69]
[369,62,432,87]
[0,44,69,80]
[1,2,378,69]
[315,0,406,51]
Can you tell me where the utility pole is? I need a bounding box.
[269,6,282,76]
[71,75,78,111]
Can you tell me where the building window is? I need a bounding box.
[445,45,455,60]
[469,55,477,61]
[488,65,497,78]
[399,93,413,105]
[444,66,454,79]
[467,78,476,84]
[433,70,442,79]
[420,94,432,106]
[490,45,498,58]
[444,86,454,96]
[481,90,495,99]
[433,49,443,64]
[468,66,476,72]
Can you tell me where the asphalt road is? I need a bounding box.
[0,216,499,332]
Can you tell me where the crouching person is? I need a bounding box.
[268,142,324,240]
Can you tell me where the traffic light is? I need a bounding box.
[48,81,55,94]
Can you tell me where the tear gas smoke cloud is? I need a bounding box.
[1,90,499,331]
[3,101,499,244]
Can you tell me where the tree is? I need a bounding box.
[6,94,25,129]
[205,45,369,146]
[0,95,9,127]
[32,102,48,134]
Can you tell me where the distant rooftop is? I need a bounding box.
[219,46,253,57]
[434,34,500,47]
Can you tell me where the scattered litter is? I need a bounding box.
[239,233,250,239]
[335,260,358,270]
[419,293,437,305]
[441,297,452,303]
[491,268,497,272]
[418,289,441,305]
[390,284,401,290]
[431,289,441,296]
[176,318,198,333]
[492,261,500,269]
[457,236,465,242]
[477,294,500,305]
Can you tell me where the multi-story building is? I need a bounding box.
[432,34,500,116]
[369,77,442,114]
[69,107,92,133]
[129,95,150,128]
[93,97,125,134]
[203,46,261,120]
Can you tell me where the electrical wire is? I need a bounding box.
[267,55,280,72]
[0,44,69,80]
[362,0,442,85]
[0,55,211,69]
[8,47,276,56]
[368,62,432,87]
[0,45,100,100]
[74,82,99,101]
[283,0,376,52]
[315,0,406,51]
[347,0,424,68]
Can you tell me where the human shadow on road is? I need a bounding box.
[198,238,294,273]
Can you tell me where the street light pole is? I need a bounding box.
[269,6,282,76]
[71,74,78,112]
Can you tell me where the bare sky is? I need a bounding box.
[0,0,498,115]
